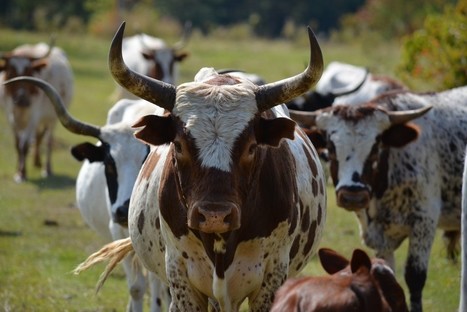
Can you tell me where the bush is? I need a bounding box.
[397,2,467,91]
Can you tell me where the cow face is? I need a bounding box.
[0,55,48,107]
[308,104,423,211]
[133,70,295,235]
[71,125,150,226]
[141,48,188,84]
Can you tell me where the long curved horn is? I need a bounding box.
[288,109,319,127]
[109,22,176,111]
[255,26,323,112]
[4,77,101,138]
[330,68,369,97]
[173,21,192,50]
[388,105,432,125]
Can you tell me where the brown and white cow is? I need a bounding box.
[83,22,327,312]
[271,248,409,312]
[0,41,73,182]
[289,86,467,312]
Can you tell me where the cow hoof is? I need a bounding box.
[14,173,26,183]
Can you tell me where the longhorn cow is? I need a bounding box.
[77,21,327,312]
[289,86,467,312]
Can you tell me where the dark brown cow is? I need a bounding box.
[271,248,409,312]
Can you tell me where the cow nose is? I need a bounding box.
[188,201,240,234]
[14,93,30,108]
[112,201,129,227]
[336,186,370,211]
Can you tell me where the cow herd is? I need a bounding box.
[1,21,466,312]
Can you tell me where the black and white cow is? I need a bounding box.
[287,61,406,112]
[76,21,327,312]
[289,86,467,312]
[4,76,169,312]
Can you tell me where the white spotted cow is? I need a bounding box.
[77,21,327,312]
[287,61,406,112]
[289,86,467,312]
[0,41,74,182]
[114,23,191,100]
[4,76,169,312]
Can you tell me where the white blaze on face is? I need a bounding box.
[316,110,391,191]
[155,49,175,83]
[173,68,259,172]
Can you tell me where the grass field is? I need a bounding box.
[0,27,461,311]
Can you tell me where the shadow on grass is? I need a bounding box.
[29,173,76,190]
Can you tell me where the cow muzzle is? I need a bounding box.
[336,186,370,211]
[112,201,129,227]
[188,201,241,234]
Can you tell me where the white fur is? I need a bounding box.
[460,147,467,312]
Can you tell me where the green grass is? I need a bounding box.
[0,27,460,311]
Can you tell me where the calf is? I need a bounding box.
[271,248,408,312]
[289,86,467,312]
[0,41,73,182]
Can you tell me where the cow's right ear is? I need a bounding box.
[318,248,349,274]
[302,127,326,150]
[382,123,420,148]
[133,114,175,146]
[71,142,105,162]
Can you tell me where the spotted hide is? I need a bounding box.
[0,41,73,182]
[290,86,467,312]
[105,22,327,312]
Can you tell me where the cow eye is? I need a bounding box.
[248,143,257,156]
[173,141,182,154]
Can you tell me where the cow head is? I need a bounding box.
[138,22,191,84]
[110,21,323,235]
[0,45,53,108]
[289,103,431,211]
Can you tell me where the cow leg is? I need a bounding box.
[148,271,171,312]
[404,220,436,312]
[249,261,288,312]
[43,129,53,177]
[33,127,45,169]
[14,134,28,183]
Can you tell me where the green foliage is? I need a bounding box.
[397,3,467,91]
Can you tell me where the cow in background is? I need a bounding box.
[287,61,406,112]
[4,76,170,312]
[114,22,191,100]
[289,86,467,312]
[271,248,408,312]
[0,40,73,182]
[460,147,467,312]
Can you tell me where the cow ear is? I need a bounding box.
[350,249,372,273]
[302,127,326,150]
[71,142,105,162]
[381,123,420,148]
[372,265,409,312]
[174,52,189,62]
[318,248,349,274]
[256,117,295,147]
[133,114,175,146]
[31,59,48,72]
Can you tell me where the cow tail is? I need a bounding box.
[73,237,134,292]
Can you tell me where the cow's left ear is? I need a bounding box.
[318,248,349,274]
[256,117,295,147]
[382,123,420,148]
[31,59,48,72]
[71,142,105,162]
[133,114,176,146]
[174,52,189,62]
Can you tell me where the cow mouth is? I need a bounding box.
[336,188,370,211]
